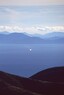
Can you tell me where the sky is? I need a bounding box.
[0,0,64,34]
[0,0,64,5]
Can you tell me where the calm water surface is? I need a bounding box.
[0,44,64,77]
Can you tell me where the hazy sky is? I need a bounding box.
[0,1,64,34]
[0,0,64,5]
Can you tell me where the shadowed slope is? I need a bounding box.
[30,67,64,82]
[0,67,64,95]
[0,71,42,95]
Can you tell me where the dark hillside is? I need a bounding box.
[0,67,64,95]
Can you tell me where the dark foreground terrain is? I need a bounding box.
[0,67,64,95]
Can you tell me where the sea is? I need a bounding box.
[0,44,64,77]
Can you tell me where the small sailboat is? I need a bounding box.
[29,48,32,51]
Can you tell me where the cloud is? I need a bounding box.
[0,25,64,34]
[0,6,64,34]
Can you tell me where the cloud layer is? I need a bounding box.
[0,6,64,34]
[0,25,64,34]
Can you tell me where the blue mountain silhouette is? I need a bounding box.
[0,32,64,44]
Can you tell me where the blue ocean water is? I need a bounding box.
[0,44,64,77]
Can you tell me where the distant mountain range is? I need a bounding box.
[0,66,64,95]
[0,32,64,44]
[42,32,64,38]
[0,32,43,44]
[26,32,64,38]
